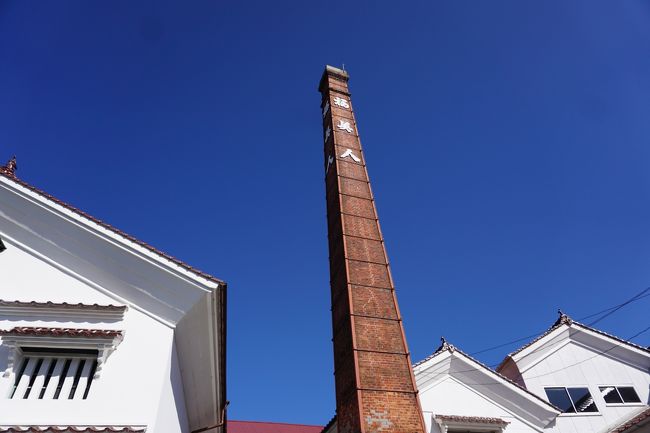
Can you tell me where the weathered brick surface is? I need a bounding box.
[337,392,361,433]
[342,215,381,240]
[327,79,350,95]
[338,160,367,181]
[354,316,404,353]
[332,319,354,386]
[358,351,414,391]
[335,130,362,150]
[340,177,372,199]
[350,286,397,319]
[341,195,376,219]
[331,292,351,327]
[328,237,345,273]
[348,260,391,289]
[330,104,354,121]
[345,237,387,264]
[320,66,425,433]
[334,341,356,399]
[361,391,423,433]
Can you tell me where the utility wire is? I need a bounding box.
[577,293,650,321]
[415,286,650,383]
[587,286,650,326]
[467,287,650,357]
[415,323,650,386]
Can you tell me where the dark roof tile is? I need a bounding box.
[0,327,123,338]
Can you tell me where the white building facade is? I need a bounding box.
[0,167,227,433]
[323,314,649,433]
[414,315,650,433]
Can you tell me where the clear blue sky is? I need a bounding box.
[1,0,649,425]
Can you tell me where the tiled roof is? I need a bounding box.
[229,421,323,433]
[610,407,650,433]
[0,327,123,338]
[413,339,560,412]
[435,414,509,425]
[0,170,224,285]
[0,428,145,433]
[499,313,650,369]
[0,300,126,311]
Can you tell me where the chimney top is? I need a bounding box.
[318,65,349,92]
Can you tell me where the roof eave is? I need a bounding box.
[0,172,224,287]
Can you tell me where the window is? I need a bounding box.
[9,348,98,400]
[599,386,641,404]
[545,387,598,413]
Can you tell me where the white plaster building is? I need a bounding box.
[0,164,227,433]
[322,314,649,433]
[414,314,650,433]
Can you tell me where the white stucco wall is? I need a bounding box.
[419,376,540,433]
[0,239,189,430]
[519,340,650,433]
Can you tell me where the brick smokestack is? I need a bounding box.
[319,66,426,433]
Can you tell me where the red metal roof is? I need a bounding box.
[228,421,323,433]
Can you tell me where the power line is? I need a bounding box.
[587,286,650,326]
[577,292,650,321]
[467,287,650,357]
[412,287,650,385]
[416,323,650,386]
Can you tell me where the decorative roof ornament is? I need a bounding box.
[554,309,573,326]
[438,336,455,353]
[0,155,17,177]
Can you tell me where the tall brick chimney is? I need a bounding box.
[319,66,426,433]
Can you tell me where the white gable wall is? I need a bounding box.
[1,236,119,306]
[518,339,650,433]
[419,376,539,433]
[0,238,189,429]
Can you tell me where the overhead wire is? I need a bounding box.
[587,286,650,326]
[415,323,650,386]
[414,287,650,386]
[467,286,650,357]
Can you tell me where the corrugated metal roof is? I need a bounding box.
[228,421,323,433]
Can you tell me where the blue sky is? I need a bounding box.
[1,0,650,425]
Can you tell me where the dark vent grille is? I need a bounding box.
[10,353,98,400]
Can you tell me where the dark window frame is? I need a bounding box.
[598,386,642,405]
[545,386,599,414]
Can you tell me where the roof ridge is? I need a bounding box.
[501,314,650,365]
[413,340,560,412]
[0,172,224,285]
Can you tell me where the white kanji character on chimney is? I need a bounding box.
[333,97,350,109]
[336,120,353,133]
